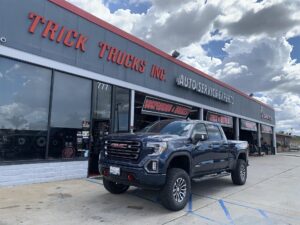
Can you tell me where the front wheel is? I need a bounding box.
[231,159,247,185]
[103,178,129,194]
[160,168,191,211]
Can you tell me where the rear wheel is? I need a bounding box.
[231,159,247,185]
[160,168,191,211]
[103,178,129,194]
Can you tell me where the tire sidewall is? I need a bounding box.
[238,160,247,184]
[161,168,191,211]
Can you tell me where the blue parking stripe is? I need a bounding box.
[218,199,234,225]
[188,194,193,212]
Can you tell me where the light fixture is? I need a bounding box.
[171,50,180,58]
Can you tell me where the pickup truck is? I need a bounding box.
[99,119,249,211]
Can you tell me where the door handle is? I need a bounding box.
[209,143,220,148]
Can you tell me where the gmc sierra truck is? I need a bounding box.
[99,119,249,211]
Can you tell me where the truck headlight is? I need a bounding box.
[146,142,167,155]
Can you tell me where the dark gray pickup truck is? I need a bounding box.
[99,119,249,211]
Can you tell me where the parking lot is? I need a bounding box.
[0,154,300,225]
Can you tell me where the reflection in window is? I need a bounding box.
[192,124,207,135]
[49,72,92,159]
[206,124,222,141]
[0,57,51,161]
[93,81,112,120]
[51,71,91,128]
[114,87,130,132]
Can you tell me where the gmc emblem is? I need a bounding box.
[110,143,127,148]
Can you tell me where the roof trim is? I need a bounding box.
[48,0,274,110]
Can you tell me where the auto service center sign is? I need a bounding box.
[176,74,234,104]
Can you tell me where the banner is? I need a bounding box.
[206,112,233,128]
[142,96,192,118]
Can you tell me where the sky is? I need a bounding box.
[67,0,300,135]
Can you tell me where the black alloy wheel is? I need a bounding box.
[160,168,191,211]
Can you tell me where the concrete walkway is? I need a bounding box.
[0,154,299,225]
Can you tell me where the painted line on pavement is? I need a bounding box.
[218,199,234,225]
[192,193,300,222]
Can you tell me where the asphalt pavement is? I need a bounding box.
[0,154,299,225]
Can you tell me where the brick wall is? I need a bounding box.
[0,161,88,187]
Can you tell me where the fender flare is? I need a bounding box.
[234,150,248,167]
[163,151,193,175]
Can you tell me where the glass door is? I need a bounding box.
[88,81,112,176]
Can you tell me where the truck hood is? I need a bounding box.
[107,132,186,142]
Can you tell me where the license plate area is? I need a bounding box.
[109,166,120,176]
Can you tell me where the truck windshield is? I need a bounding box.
[141,120,192,136]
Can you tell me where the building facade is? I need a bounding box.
[0,0,275,186]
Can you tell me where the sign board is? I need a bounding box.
[240,119,257,132]
[176,74,234,104]
[261,124,273,134]
[206,112,233,128]
[142,96,192,118]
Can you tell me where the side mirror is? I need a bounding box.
[191,133,208,144]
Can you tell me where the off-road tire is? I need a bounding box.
[103,178,129,194]
[231,159,247,185]
[160,168,191,211]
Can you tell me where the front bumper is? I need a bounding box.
[99,163,166,189]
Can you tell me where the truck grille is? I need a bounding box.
[105,140,141,160]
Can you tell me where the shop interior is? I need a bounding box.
[133,92,199,132]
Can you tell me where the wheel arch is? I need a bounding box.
[164,152,192,175]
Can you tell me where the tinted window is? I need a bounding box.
[206,124,223,141]
[49,72,91,159]
[143,120,192,136]
[192,123,207,135]
[0,57,51,161]
[114,87,130,132]
[51,71,91,128]
[93,81,112,120]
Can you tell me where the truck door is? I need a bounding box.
[191,123,214,174]
[205,124,229,170]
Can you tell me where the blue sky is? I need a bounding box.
[103,0,151,13]
[288,36,300,63]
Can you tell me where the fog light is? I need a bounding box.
[145,160,159,173]
[152,161,157,171]
[103,169,109,176]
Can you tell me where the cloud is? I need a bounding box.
[131,1,221,52]
[256,91,300,135]
[67,0,142,32]
[216,2,300,38]
[212,37,298,94]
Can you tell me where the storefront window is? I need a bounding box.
[0,57,51,161]
[113,87,130,132]
[49,72,92,159]
[93,81,112,120]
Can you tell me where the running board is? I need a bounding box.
[192,172,230,183]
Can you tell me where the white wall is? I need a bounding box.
[0,161,88,187]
